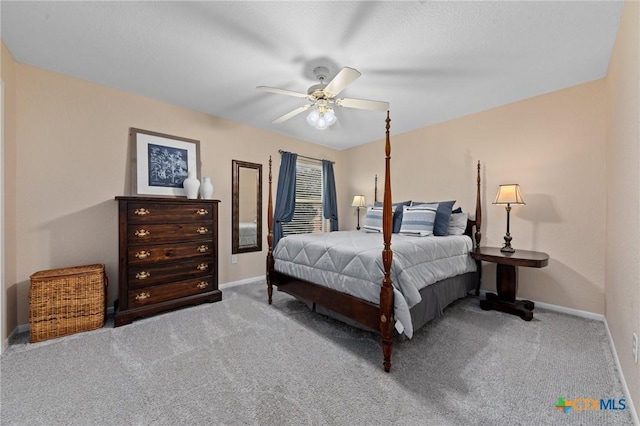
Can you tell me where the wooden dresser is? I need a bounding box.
[114,196,222,326]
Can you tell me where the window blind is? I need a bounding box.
[281,159,328,236]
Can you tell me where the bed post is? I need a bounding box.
[380,111,394,373]
[374,174,378,203]
[475,160,482,248]
[473,161,483,295]
[266,156,274,304]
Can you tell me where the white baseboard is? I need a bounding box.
[529,300,605,321]
[604,318,639,426]
[220,275,264,288]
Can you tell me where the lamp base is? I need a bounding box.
[501,233,515,253]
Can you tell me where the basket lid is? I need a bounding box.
[30,264,105,280]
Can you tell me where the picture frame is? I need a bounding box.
[130,128,201,197]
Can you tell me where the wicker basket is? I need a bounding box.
[29,264,107,343]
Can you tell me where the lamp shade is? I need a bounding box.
[493,184,525,205]
[351,195,366,207]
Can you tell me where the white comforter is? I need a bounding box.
[273,230,476,338]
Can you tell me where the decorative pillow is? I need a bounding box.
[448,212,468,236]
[374,200,411,233]
[363,206,383,233]
[399,203,439,236]
[452,207,463,214]
[412,200,456,236]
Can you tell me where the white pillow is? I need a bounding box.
[399,203,438,236]
[448,212,468,236]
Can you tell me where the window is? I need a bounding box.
[281,159,328,236]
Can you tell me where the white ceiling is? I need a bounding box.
[1,1,624,150]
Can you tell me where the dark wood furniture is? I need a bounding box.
[471,247,549,321]
[266,112,483,372]
[114,196,222,326]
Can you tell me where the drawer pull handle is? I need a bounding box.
[196,263,208,271]
[135,229,150,237]
[135,250,150,259]
[134,208,150,216]
[196,209,209,216]
[135,292,150,301]
[196,281,209,289]
[135,271,151,280]
[196,227,208,235]
[197,245,209,253]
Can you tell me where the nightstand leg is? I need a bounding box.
[480,264,534,321]
[496,264,517,302]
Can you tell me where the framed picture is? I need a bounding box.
[130,128,201,197]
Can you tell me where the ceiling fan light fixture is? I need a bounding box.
[306,108,320,125]
[315,116,328,129]
[306,106,335,130]
[259,66,384,129]
[324,108,337,126]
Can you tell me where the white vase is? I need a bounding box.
[200,177,214,199]
[183,171,200,199]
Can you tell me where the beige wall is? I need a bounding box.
[342,80,607,315]
[605,0,639,418]
[9,62,342,328]
[1,42,18,346]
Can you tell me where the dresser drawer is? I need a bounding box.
[128,276,215,308]
[128,202,213,223]
[128,241,214,264]
[128,258,215,288]
[127,222,212,244]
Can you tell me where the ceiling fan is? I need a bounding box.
[257,66,389,129]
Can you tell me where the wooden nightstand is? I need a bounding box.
[471,247,549,321]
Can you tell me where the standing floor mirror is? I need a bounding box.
[232,160,262,254]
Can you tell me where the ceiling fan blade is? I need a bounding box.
[256,86,308,98]
[272,104,312,124]
[323,67,361,97]
[336,97,389,111]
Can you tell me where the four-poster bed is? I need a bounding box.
[266,112,482,372]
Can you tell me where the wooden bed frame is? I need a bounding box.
[266,112,482,372]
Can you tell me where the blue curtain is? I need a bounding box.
[322,160,339,231]
[273,152,298,248]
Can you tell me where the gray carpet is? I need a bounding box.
[1,280,635,425]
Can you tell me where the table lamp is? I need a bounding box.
[493,184,525,253]
[351,195,366,230]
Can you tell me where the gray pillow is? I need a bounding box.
[448,212,468,236]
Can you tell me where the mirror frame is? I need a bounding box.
[232,160,263,254]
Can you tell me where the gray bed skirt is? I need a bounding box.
[295,271,479,338]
